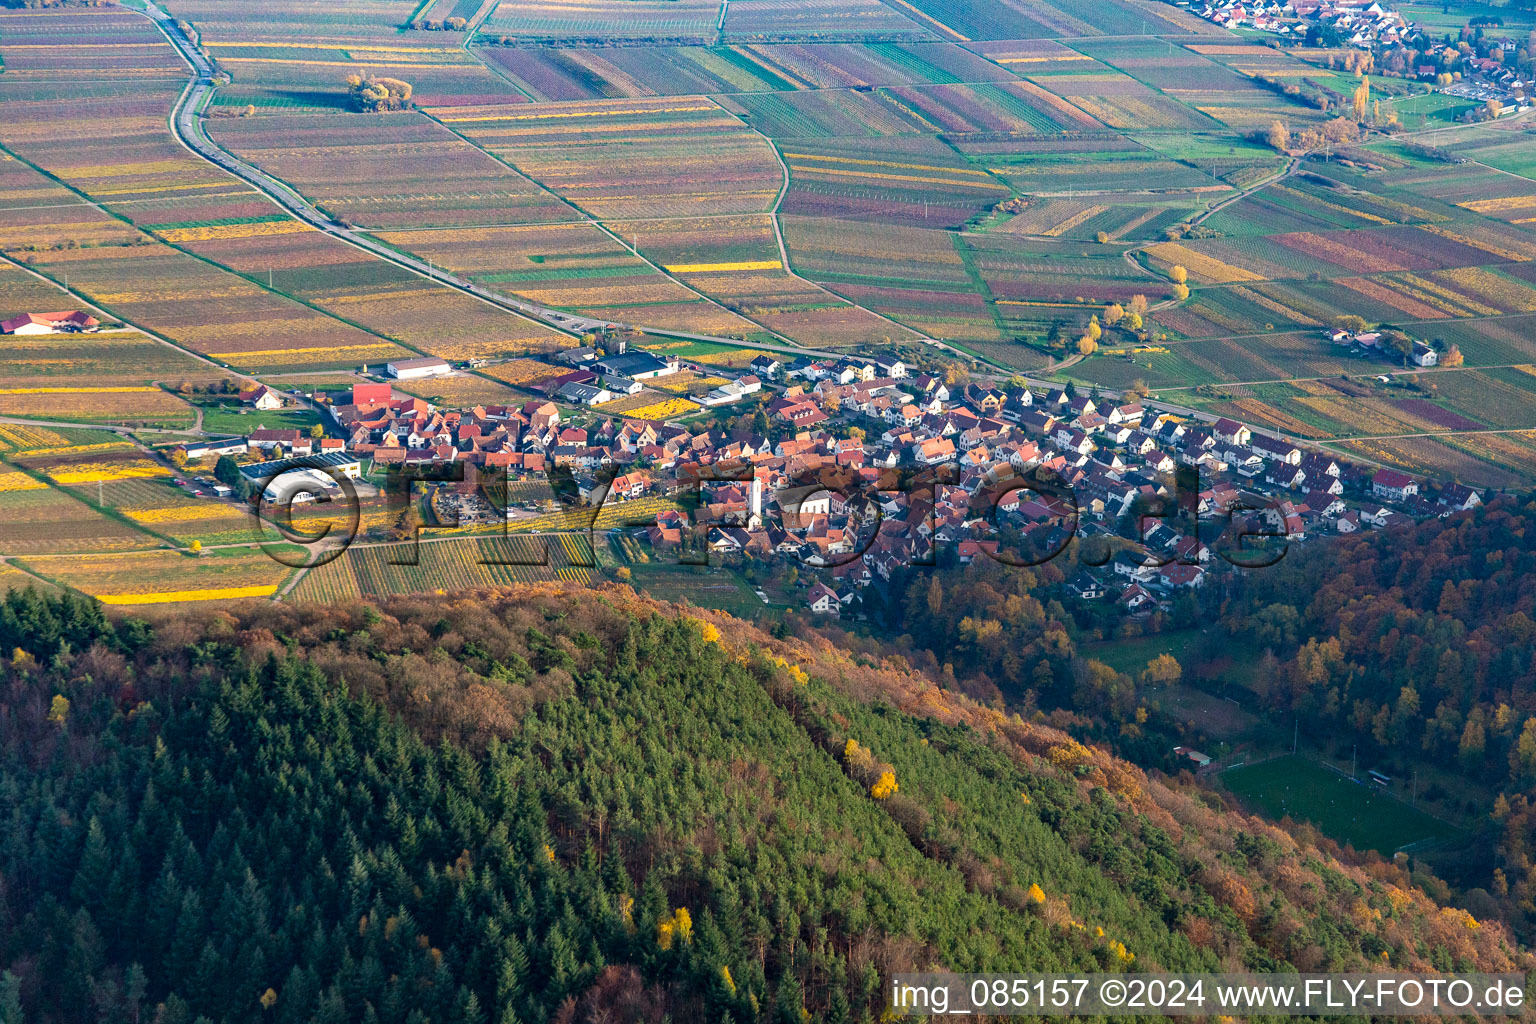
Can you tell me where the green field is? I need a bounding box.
[1223,755,1460,854]
[1385,92,1478,126]
[620,561,770,619]
[195,400,320,436]
[1078,629,1210,675]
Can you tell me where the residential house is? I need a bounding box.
[239,384,285,411]
[1371,469,1419,501]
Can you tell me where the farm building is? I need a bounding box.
[179,437,248,460]
[557,347,599,365]
[698,375,762,407]
[594,351,678,381]
[604,374,643,395]
[556,381,612,406]
[240,451,363,503]
[1,310,99,335]
[385,357,452,380]
[1172,747,1212,768]
[750,355,781,378]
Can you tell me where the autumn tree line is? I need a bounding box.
[825,492,1536,943]
[1221,494,1536,936]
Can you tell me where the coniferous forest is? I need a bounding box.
[1,584,1531,1024]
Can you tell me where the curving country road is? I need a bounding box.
[143,2,805,350]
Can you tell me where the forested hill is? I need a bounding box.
[0,587,1529,1024]
[1220,494,1536,935]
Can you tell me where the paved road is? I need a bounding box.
[0,416,200,436]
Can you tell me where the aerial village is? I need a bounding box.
[142,332,1484,620]
[1185,0,1531,111]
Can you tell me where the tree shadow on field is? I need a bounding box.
[260,90,353,110]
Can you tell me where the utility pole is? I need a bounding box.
[1293,718,1298,755]
[1352,744,1357,780]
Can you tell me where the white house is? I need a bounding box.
[240,384,285,411]
[1212,418,1252,446]
[1371,469,1419,501]
[807,581,841,615]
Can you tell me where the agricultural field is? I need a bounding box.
[721,1,933,41]
[393,372,527,406]
[17,547,296,606]
[163,0,523,103]
[433,96,782,220]
[3,0,1536,594]
[478,0,720,43]
[0,387,196,429]
[0,329,219,388]
[779,136,1012,228]
[0,466,159,555]
[205,112,571,228]
[607,212,911,345]
[374,222,762,335]
[289,535,585,601]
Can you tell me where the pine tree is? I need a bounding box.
[0,972,22,1024]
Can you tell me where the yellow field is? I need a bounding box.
[1144,242,1264,283]
[16,441,137,458]
[0,467,47,492]
[63,159,205,179]
[48,458,171,485]
[0,424,76,451]
[665,260,782,273]
[787,163,1006,191]
[615,397,698,420]
[1042,205,1107,237]
[21,549,293,604]
[1460,195,1536,214]
[1435,267,1536,313]
[1420,225,1533,262]
[206,342,400,360]
[97,585,276,604]
[485,358,559,386]
[124,502,248,526]
[156,221,313,243]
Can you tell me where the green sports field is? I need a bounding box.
[1222,755,1460,855]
